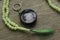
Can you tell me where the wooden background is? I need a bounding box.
[0,0,60,40]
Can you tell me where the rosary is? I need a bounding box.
[2,0,60,35]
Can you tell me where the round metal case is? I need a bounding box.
[19,9,37,28]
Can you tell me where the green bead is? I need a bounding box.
[47,0,60,12]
